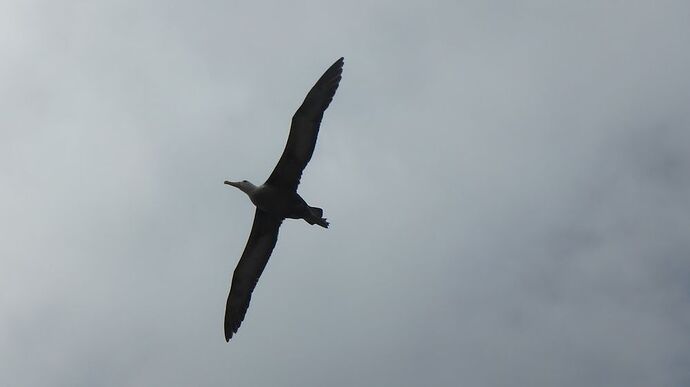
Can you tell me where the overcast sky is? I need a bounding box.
[2,1,690,386]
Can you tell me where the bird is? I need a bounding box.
[222,57,344,341]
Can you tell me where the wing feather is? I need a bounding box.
[265,57,344,190]
[224,209,282,341]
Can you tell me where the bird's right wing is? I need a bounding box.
[265,57,344,191]
[224,209,282,341]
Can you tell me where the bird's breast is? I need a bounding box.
[250,185,304,218]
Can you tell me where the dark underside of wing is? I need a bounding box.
[224,209,282,341]
[265,57,344,191]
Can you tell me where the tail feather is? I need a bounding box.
[306,206,329,228]
[309,206,323,217]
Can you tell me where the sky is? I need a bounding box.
[2,1,690,386]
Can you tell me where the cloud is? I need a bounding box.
[2,1,689,386]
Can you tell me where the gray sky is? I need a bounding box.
[2,1,690,386]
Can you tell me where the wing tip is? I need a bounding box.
[224,321,232,342]
[224,320,238,342]
[321,58,344,91]
[329,57,345,74]
[224,307,240,342]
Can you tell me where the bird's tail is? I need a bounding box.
[306,207,329,228]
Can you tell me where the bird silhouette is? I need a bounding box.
[223,57,344,341]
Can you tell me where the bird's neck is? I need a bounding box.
[240,182,258,196]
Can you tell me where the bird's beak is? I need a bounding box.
[224,180,239,188]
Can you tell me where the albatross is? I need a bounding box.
[223,57,344,341]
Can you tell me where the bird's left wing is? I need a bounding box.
[265,57,344,191]
[224,209,282,341]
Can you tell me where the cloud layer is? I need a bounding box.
[2,1,689,386]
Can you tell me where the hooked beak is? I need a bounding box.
[224,180,239,188]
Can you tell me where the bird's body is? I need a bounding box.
[222,57,344,341]
[250,184,304,218]
[229,181,328,226]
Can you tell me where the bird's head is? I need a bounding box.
[224,179,257,196]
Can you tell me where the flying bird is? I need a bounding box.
[223,57,344,341]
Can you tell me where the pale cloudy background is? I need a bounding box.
[2,1,689,386]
